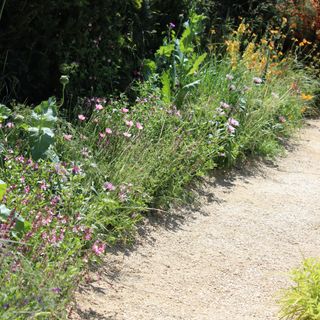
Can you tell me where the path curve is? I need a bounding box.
[72,120,320,320]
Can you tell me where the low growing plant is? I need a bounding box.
[279,258,320,320]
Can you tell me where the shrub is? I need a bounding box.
[279,258,320,320]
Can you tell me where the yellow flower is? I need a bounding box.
[270,30,279,34]
[301,106,307,113]
[237,23,246,35]
[261,39,268,45]
[301,93,314,101]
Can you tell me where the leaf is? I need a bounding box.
[156,43,174,58]
[32,98,58,128]
[142,59,157,79]
[0,205,30,238]
[0,179,6,201]
[29,127,55,160]
[0,204,10,217]
[0,104,11,120]
[187,53,207,76]
[182,79,201,89]
[161,71,171,103]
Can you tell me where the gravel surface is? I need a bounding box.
[71,120,320,320]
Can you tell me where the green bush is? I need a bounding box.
[279,258,320,320]
[0,0,190,104]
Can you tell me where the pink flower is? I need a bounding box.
[99,132,106,139]
[105,128,112,134]
[227,125,236,134]
[104,182,115,191]
[63,134,72,141]
[253,77,263,84]
[84,228,92,241]
[78,114,86,121]
[226,74,234,81]
[40,181,48,190]
[136,122,143,130]
[72,165,81,175]
[121,108,129,113]
[95,104,104,111]
[279,116,286,123]
[6,122,14,128]
[92,241,106,256]
[123,132,132,138]
[24,185,30,194]
[220,102,230,109]
[228,118,239,127]
[125,120,133,127]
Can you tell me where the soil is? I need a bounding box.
[71,120,320,320]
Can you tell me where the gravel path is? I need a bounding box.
[72,120,320,320]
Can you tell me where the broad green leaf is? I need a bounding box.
[161,71,171,103]
[30,128,55,160]
[187,53,207,76]
[0,179,6,201]
[156,44,174,58]
[0,104,11,120]
[0,204,10,218]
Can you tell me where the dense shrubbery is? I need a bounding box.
[3,0,319,106]
[0,0,191,103]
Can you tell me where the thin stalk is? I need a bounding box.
[0,0,6,22]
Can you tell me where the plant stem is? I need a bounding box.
[0,0,7,22]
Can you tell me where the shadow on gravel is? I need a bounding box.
[70,155,288,318]
[72,307,113,320]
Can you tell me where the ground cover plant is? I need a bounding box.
[0,10,319,320]
[279,258,320,320]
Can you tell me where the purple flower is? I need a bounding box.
[51,287,62,294]
[72,165,81,175]
[169,22,176,28]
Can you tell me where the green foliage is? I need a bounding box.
[0,13,318,319]
[0,179,6,200]
[0,0,191,103]
[27,98,58,160]
[279,258,320,320]
[0,104,11,121]
[147,12,207,106]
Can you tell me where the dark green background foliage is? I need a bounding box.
[0,0,280,104]
[0,0,190,103]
